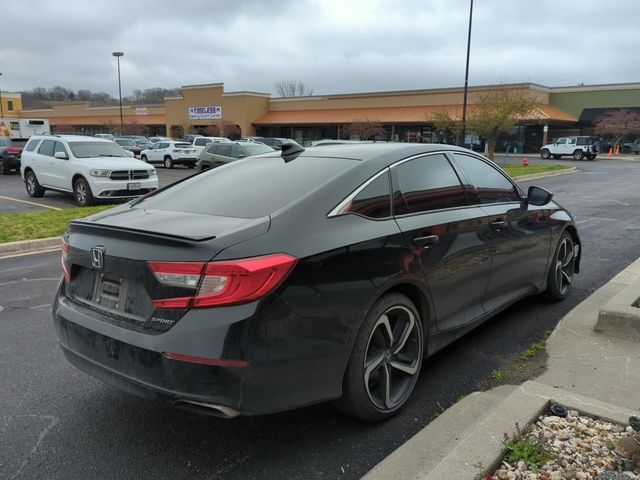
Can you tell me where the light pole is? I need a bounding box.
[0,72,4,118]
[112,52,124,134]
[460,0,474,147]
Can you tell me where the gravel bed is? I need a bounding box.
[488,410,640,480]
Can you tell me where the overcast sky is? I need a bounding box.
[2,0,639,98]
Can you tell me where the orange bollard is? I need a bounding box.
[522,157,529,167]
[608,147,613,157]
[615,144,620,155]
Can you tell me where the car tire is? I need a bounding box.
[25,170,45,197]
[545,232,577,301]
[586,154,596,160]
[0,158,7,175]
[573,150,584,161]
[540,149,551,160]
[552,154,561,159]
[164,156,173,169]
[334,293,424,421]
[141,155,148,163]
[74,177,95,207]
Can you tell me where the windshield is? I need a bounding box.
[244,144,274,156]
[68,141,130,158]
[174,143,192,148]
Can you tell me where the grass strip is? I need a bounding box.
[502,164,570,178]
[0,205,115,243]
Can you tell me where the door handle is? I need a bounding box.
[491,219,507,229]
[413,235,439,247]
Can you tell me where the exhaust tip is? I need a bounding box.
[172,399,240,419]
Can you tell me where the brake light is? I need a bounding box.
[61,237,71,282]
[6,147,22,154]
[148,254,297,309]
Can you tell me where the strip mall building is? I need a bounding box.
[14,81,640,153]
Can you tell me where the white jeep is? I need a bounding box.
[540,136,599,161]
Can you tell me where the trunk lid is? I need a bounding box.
[62,206,270,333]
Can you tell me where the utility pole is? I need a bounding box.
[460,0,474,147]
[112,52,124,134]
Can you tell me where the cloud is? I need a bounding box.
[1,0,638,97]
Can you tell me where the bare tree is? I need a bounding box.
[121,120,149,136]
[274,80,314,98]
[341,119,385,140]
[593,109,640,149]
[466,87,540,160]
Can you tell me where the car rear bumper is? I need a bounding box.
[1,155,21,169]
[52,283,349,416]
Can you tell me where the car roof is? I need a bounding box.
[32,134,113,143]
[263,142,483,167]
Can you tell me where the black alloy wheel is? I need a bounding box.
[164,156,173,169]
[545,232,577,301]
[25,171,45,197]
[573,150,584,160]
[74,177,95,207]
[540,149,551,159]
[335,293,424,421]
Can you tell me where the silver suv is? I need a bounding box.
[20,134,158,206]
[540,136,599,161]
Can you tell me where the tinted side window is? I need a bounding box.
[393,154,468,214]
[38,140,56,157]
[24,139,40,152]
[347,171,391,219]
[452,153,520,204]
[217,145,232,157]
[0,138,7,147]
[230,145,243,158]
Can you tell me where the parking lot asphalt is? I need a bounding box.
[0,165,196,213]
[2,156,640,479]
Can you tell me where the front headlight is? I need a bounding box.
[90,169,111,177]
[148,169,156,176]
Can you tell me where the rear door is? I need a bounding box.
[34,139,56,185]
[391,152,493,331]
[450,153,551,312]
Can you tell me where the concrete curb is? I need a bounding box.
[0,237,60,259]
[595,270,640,339]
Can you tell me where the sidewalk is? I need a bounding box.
[363,257,640,479]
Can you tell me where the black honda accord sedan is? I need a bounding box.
[53,143,580,421]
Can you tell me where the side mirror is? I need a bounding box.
[126,151,135,157]
[237,154,247,159]
[54,151,68,160]
[527,185,553,206]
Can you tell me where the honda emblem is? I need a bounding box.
[90,246,106,270]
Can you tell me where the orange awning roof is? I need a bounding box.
[254,104,577,125]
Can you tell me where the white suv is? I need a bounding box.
[20,134,158,207]
[540,136,599,161]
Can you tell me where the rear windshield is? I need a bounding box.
[115,139,134,146]
[243,144,274,156]
[68,142,130,158]
[9,139,28,147]
[137,155,357,218]
[173,143,192,148]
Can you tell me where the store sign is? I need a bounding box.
[188,105,222,120]
[135,107,148,115]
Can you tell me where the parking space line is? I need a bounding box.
[0,195,62,211]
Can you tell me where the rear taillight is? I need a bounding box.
[6,147,22,154]
[61,237,71,282]
[148,253,297,309]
